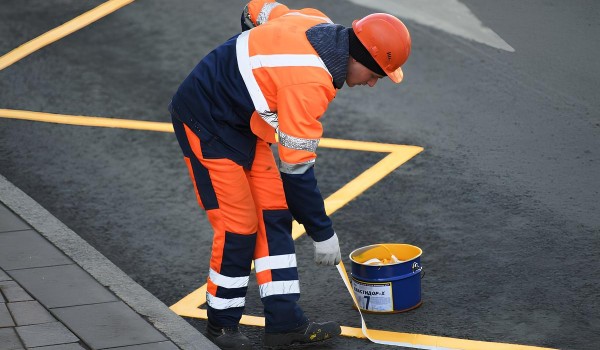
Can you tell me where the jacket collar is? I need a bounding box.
[306,24,349,89]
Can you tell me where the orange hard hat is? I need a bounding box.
[352,13,411,83]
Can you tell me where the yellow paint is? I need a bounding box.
[319,137,406,153]
[341,324,534,349]
[0,0,135,71]
[350,244,421,264]
[0,109,173,133]
[322,150,421,216]
[169,284,206,317]
[0,109,554,349]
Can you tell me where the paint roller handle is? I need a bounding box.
[313,232,341,266]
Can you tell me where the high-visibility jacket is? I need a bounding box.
[170,4,349,242]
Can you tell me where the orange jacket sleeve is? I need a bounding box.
[276,82,335,174]
[276,82,336,241]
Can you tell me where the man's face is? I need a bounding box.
[345,58,385,87]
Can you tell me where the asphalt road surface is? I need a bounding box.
[1,1,599,349]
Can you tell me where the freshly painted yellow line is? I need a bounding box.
[0,109,172,133]
[0,108,421,241]
[1,108,552,349]
[319,137,408,153]
[174,306,554,350]
[169,284,207,318]
[338,325,553,350]
[322,150,422,217]
[0,0,134,71]
[0,108,420,156]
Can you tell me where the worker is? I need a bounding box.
[169,1,411,349]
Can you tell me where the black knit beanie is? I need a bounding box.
[348,28,386,76]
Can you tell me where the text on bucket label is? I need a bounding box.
[351,278,393,312]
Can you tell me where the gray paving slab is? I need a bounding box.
[52,301,167,349]
[7,300,56,326]
[29,344,86,350]
[9,264,117,308]
[0,291,5,303]
[0,230,73,270]
[0,327,25,350]
[15,321,79,348]
[110,341,180,350]
[0,203,30,233]
[0,280,33,302]
[0,268,10,281]
[1,175,219,349]
[0,302,16,327]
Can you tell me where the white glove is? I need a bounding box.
[313,233,341,266]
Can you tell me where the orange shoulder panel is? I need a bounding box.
[292,8,329,19]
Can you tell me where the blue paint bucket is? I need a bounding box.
[349,244,423,313]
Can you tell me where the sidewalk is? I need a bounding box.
[0,174,218,350]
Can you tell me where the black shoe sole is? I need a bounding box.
[207,332,254,350]
[263,336,336,349]
[263,324,341,349]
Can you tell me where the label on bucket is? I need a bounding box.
[351,278,393,312]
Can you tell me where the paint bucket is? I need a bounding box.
[349,244,423,313]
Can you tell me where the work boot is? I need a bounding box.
[263,321,341,349]
[206,321,253,350]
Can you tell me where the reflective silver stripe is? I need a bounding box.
[279,159,315,174]
[206,292,245,310]
[255,254,297,273]
[257,2,282,25]
[260,111,279,129]
[282,11,333,24]
[249,54,329,71]
[236,32,278,129]
[278,130,319,152]
[259,280,300,298]
[209,269,249,289]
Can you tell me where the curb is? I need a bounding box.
[0,173,219,350]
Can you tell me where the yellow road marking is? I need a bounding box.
[0,0,135,71]
[0,108,172,132]
[0,108,554,349]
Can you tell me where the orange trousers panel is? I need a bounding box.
[172,116,306,331]
[182,123,288,265]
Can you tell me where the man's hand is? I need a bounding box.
[313,233,341,266]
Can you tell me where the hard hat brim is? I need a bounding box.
[387,67,404,84]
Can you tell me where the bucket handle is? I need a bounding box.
[412,262,425,279]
